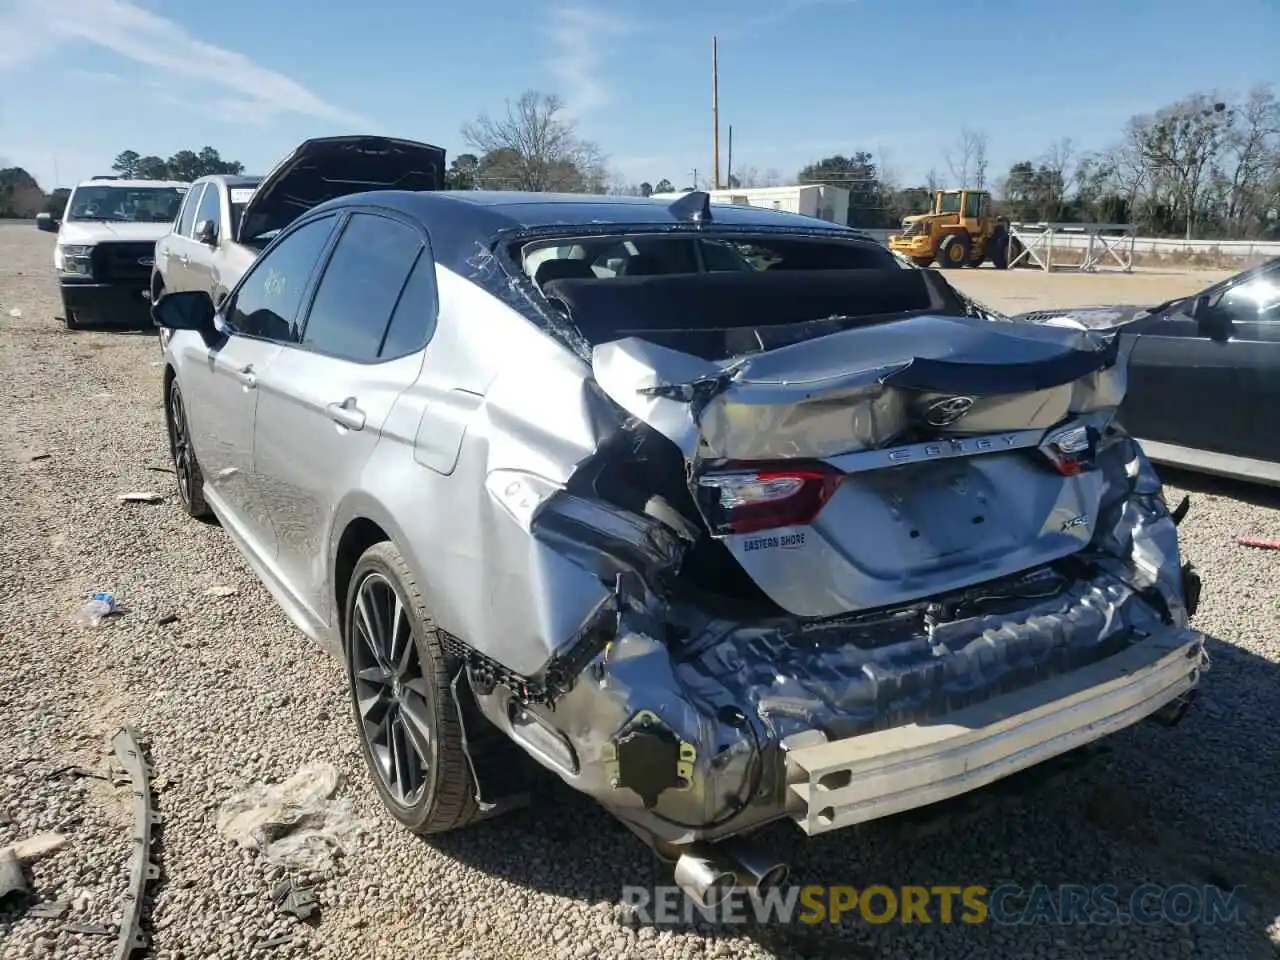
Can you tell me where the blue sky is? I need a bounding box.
[2,0,1277,193]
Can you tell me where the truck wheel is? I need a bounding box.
[990,229,1010,270]
[938,234,971,269]
[345,541,480,835]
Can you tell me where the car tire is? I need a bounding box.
[939,233,971,269]
[912,256,934,268]
[165,378,210,519]
[345,541,480,835]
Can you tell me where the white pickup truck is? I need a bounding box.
[36,176,189,329]
[152,136,446,308]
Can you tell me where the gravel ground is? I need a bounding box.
[0,225,1276,960]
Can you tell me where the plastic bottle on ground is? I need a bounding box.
[73,592,116,627]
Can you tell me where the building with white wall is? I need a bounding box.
[650,184,850,225]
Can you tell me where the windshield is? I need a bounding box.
[937,192,962,214]
[65,186,187,223]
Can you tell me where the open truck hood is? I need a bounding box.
[592,314,1135,618]
[237,135,445,242]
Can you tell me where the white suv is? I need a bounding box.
[37,176,189,329]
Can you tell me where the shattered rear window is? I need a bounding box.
[520,232,896,285]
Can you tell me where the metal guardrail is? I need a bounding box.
[861,226,1280,259]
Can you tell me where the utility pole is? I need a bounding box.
[711,35,721,190]
[691,168,698,190]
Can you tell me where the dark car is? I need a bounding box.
[1014,257,1280,486]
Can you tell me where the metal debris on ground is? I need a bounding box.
[271,879,318,921]
[216,763,368,872]
[65,922,114,937]
[117,491,166,504]
[144,464,174,473]
[47,764,130,787]
[29,451,51,462]
[112,727,160,960]
[27,900,70,920]
[157,613,180,626]
[259,933,296,949]
[1237,535,1280,550]
[203,585,239,598]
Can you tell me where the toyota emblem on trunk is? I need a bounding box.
[924,395,975,426]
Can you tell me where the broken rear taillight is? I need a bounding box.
[1040,424,1098,476]
[696,462,844,535]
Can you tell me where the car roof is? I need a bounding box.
[195,175,264,189]
[311,189,870,235]
[73,178,190,189]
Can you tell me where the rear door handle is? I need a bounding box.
[326,398,366,431]
[235,363,257,389]
[178,254,189,265]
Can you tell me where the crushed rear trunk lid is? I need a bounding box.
[591,313,1135,618]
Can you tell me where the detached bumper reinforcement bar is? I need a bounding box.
[785,628,1204,835]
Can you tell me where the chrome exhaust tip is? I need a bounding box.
[730,840,790,896]
[672,844,741,909]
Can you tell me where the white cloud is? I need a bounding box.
[0,0,370,126]
[545,6,633,118]
[721,0,858,37]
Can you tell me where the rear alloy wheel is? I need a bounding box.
[345,542,479,835]
[166,379,210,518]
[938,233,972,269]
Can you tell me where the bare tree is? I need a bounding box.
[945,129,988,188]
[461,91,607,192]
[925,167,941,194]
[1136,93,1235,239]
[762,167,783,187]
[1039,137,1076,216]
[1219,85,1280,236]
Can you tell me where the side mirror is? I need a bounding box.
[152,290,220,346]
[36,213,59,233]
[1194,299,1233,342]
[195,219,218,246]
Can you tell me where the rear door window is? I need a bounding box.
[194,184,222,240]
[228,215,337,342]
[299,212,425,362]
[176,184,203,237]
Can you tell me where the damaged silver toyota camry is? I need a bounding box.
[153,189,1205,906]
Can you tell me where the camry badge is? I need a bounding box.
[924,395,975,427]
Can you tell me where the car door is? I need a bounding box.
[185,181,223,297]
[160,183,204,292]
[1123,261,1280,461]
[252,210,432,625]
[178,214,340,561]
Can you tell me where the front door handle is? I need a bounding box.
[326,397,366,431]
[235,363,257,389]
[178,254,190,265]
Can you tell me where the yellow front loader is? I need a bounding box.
[888,189,1015,269]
